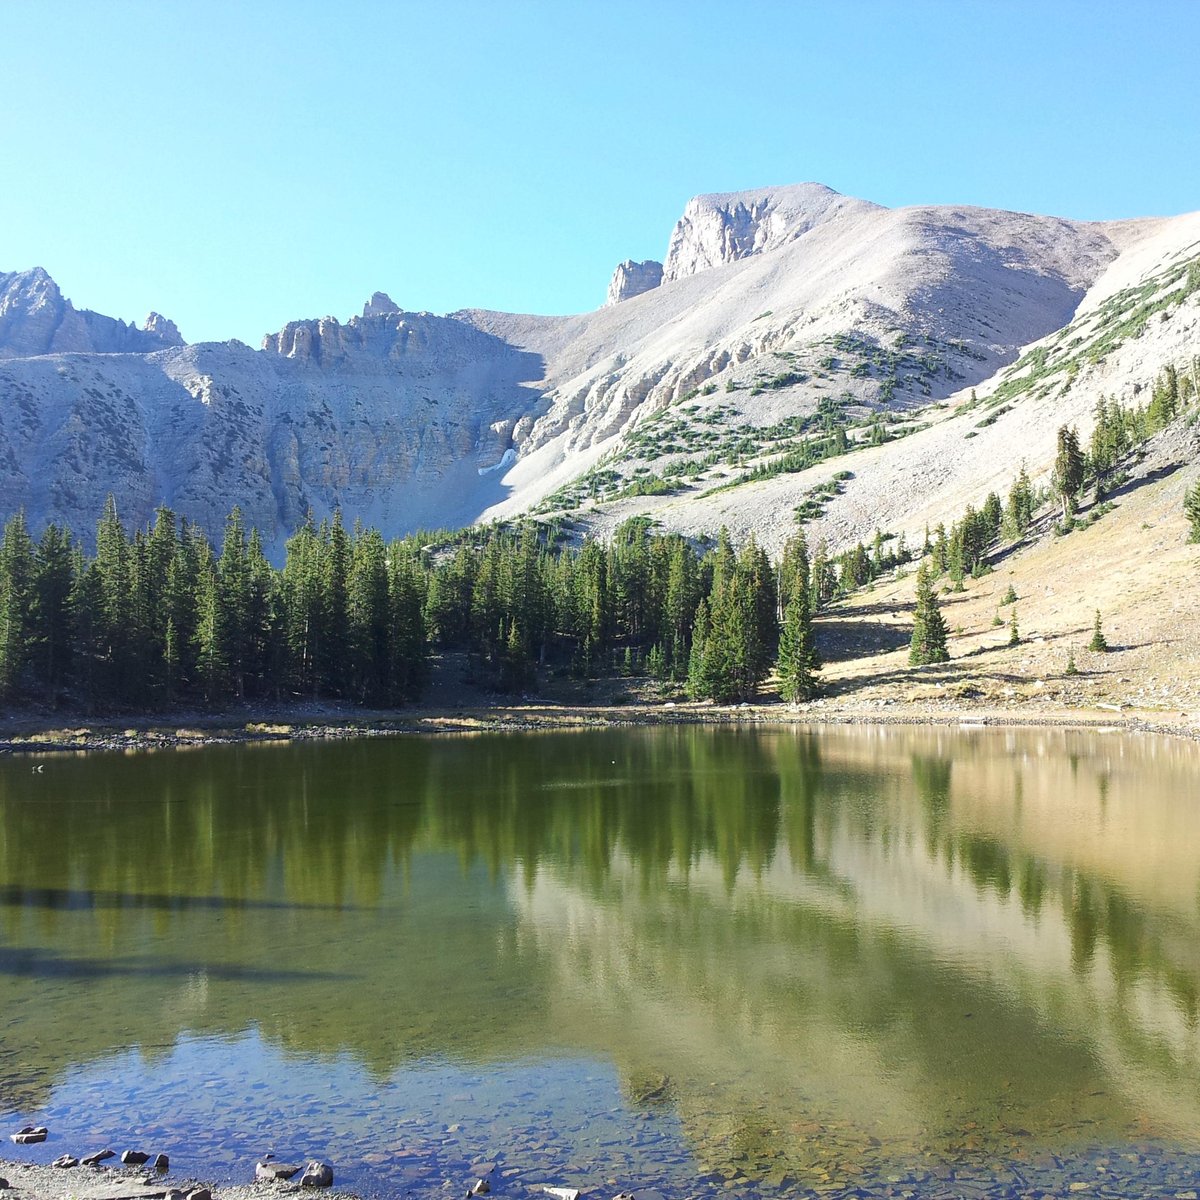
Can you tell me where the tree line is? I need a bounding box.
[0,502,826,712]
[1,362,1195,713]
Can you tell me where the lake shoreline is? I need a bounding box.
[0,1158,360,1200]
[1,695,1196,756]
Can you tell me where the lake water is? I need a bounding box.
[2,725,1200,1199]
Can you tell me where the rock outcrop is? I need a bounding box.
[604,259,663,305]
[362,291,401,318]
[0,268,183,357]
[662,182,877,281]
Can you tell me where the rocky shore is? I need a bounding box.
[0,694,1197,759]
[0,1160,352,1200]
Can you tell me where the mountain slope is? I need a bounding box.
[0,184,1192,559]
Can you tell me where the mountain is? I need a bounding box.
[0,268,182,358]
[0,184,1196,562]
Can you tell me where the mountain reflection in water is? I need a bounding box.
[1,726,1199,1190]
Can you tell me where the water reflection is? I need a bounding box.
[1,726,1199,1188]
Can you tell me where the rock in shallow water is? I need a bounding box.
[122,1150,151,1165]
[300,1161,334,1189]
[10,1125,48,1145]
[151,1153,170,1173]
[82,1149,117,1165]
[52,1155,79,1169]
[256,1161,302,1182]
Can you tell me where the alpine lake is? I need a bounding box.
[2,724,1200,1200]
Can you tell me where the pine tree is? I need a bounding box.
[1003,465,1035,539]
[1052,426,1085,523]
[778,568,820,702]
[1008,607,1020,647]
[1088,610,1108,653]
[908,564,949,666]
[0,511,35,700]
[1065,647,1079,676]
[1185,479,1200,543]
[92,496,135,703]
[347,527,391,704]
[29,523,75,702]
[686,597,712,700]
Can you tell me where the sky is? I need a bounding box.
[4,0,1200,344]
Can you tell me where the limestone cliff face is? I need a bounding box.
[605,260,663,305]
[0,295,546,551]
[0,182,1187,556]
[662,183,879,282]
[0,268,184,357]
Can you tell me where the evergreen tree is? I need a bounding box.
[1051,426,1085,523]
[777,567,820,702]
[347,527,391,704]
[1088,610,1108,652]
[1008,607,1020,647]
[686,597,712,700]
[0,511,35,700]
[908,564,949,666]
[1003,465,1035,539]
[1185,479,1200,543]
[29,523,75,702]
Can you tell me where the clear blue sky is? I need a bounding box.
[4,0,1198,344]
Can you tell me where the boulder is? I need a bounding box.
[10,1125,48,1145]
[468,1179,490,1196]
[82,1149,117,1165]
[121,1150,151,1165]
[186,1189,212,1200]
[52,1155,79,1168]
[151,1153,170,1173]
[256,1161,301,1183]
[299,1161,334,1189]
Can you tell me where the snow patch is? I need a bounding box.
[478,447,516,476]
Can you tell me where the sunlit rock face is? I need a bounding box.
[0,268,183,357]
[0,182,1192,554]
[605,259,663,305]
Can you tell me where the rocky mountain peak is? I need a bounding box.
[363,291,401,318]
[604,260,664,306]
[0,266,184,356]
[142,311,184,346]
[662,182,880,282]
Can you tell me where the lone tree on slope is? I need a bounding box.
[1052,425,1086,524]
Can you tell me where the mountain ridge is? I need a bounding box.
[0,183,1195,561]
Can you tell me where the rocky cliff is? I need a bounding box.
[605,259,663,305]
[0,268,183,358]
[0,184,1193,559]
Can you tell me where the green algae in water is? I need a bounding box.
[2,726,1200,1197]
